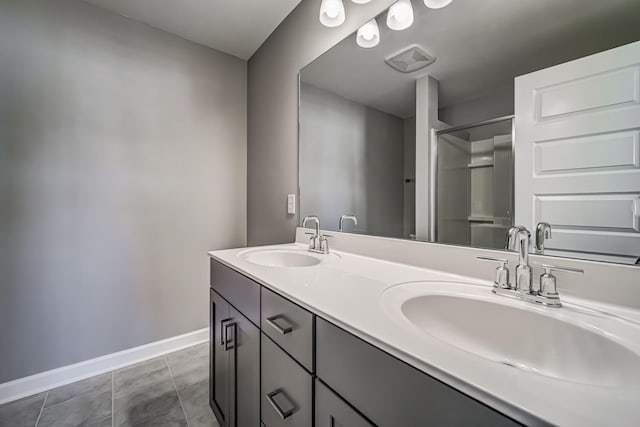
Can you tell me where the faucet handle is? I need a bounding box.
[540,264,584,275]
[477,256,510,289]
[477,256,508,264]
[538,264,583,303]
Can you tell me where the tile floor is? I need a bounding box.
[0,343,219,427]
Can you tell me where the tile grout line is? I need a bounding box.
[34,391,48,427]
[165,356,190,427]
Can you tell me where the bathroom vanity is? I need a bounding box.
[208,230,640,427]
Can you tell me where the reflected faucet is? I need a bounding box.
[506,226,533,294]
[535,222,552,254]
[339,214,358,232]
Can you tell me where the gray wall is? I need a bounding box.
[0,0,247,382]
[439,84,514,128]
[299,84,404,237]
[247,0,397,245]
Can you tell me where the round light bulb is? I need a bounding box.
[319,0,346,27]
[424,0,453,9]
[356,19,380,48]
[386,0,414,31]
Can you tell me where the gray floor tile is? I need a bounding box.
[87,417,112,427]
[114,358,171,398]
[114,380,181,427]
[132,405,186,427]
[45,373,112,407]
[166,344,208,367]
[176,379,209,420]
[38,390,111,427]
[0,392,46,427]
[166,349,208,391]
[188,410,219,427]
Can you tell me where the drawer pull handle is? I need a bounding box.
[266,315,294,335]
[266,389,296,419]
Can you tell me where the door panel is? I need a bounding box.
[515,41,640,262]
[210,290,230,424]
[261,334,312,427]
[230,306,260,427]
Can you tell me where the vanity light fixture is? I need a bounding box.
[351,0,372,3]
[424,0,453,9]
[319,0,346,27]
[356,18,380,48]
[387,0,414,31]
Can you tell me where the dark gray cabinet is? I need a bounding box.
[210,289,231,424]
[211,259,260,326]
[261,334,312,427]
[315,379,373,427]
[209,289,259,427]
[316,317,520,427]
[261,287,314,372]
[231,305,260,427]
[210,259,528,427]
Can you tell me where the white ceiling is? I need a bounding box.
[83,0,302,59]
[302,0,640,118]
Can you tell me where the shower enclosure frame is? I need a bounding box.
[429,115,515,244]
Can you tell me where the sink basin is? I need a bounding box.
[381,281,640,387]
[241,249,326,267]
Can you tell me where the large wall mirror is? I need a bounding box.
[299,0,640,265]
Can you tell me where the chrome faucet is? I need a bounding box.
[478,225,583,307]
[506,226,534,294]
[339,214,358,232]
[301,215,330,254]
[535,222,552,254]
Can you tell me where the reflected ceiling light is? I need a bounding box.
[319,0,346,27]
[356,19,380,48]
[424,0,453,9]
[352,0,372,3]
[387,0,414,31]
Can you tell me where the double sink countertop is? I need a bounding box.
[209,243,640,427]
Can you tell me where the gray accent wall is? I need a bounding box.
[0,0,247,382]
[247,0,397,245]
[299,83,404,238]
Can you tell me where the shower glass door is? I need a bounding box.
[434,117,514,249]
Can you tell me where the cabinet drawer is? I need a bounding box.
[316,318,521,427]
[261,287,314,372]
[211,259,260,326]
[261,334,312,427]
[315,379,373,427]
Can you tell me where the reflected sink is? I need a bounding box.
[241,249,333,268]
[381,281,640,387]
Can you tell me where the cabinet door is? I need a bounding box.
[315,379,373,427]
[210,290,231,425]
[229,306,260,427]
[316,318,521,426]
[261,334,312,427]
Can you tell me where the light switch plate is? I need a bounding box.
[287,194,296,215]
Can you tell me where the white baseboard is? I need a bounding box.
[0,328,209,405]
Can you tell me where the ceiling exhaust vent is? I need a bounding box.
[385,45,436,73]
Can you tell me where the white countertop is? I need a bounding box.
[209,243,640,427]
